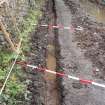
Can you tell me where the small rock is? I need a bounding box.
[72,82,83,89]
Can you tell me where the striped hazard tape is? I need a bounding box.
[33,24,84,31]
[16,61,105,88]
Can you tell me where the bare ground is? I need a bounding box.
[55,0,105,105]
[20,0,105,105]
[25,0,55,105]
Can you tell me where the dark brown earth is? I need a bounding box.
[17,0,105,105]
[25,0,53,105]
[65,0,105,79]
[56,0,105,105]
[24,0,60,105]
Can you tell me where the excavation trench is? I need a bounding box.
[27,0,61,105]
[45,0,60,105]
[45,0,105,105]
[27,0,105,105]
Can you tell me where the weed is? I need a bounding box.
[0,0,44,104]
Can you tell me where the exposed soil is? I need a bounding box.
[65,0,105,79]
[18,0,105,105]
[24,0,60,105]
[55,0,105,105]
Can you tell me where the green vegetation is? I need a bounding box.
[0,0,44,104]
[0,51,26,104]
[19,9,42,52]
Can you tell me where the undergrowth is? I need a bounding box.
[19,9,42,53]
[0,0,43,104]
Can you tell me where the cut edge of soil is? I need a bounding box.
[25,0,62,105]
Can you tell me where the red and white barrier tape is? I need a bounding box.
[33,24,84,31]
[16,61,105,88]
